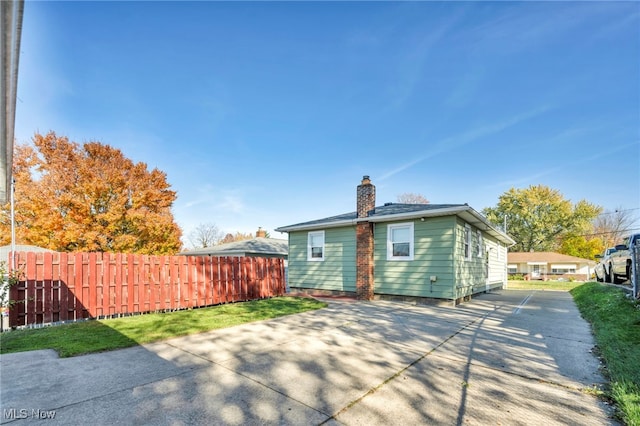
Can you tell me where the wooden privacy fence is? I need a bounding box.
[8,252,286,328]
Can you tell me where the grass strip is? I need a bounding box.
[507,280,583,291]
[571,282,640,426]
[0,296,327,358]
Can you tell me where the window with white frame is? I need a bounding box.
[307,231,325,261]
[387,222,414,260]
[476,230,483,258]
[550,264,576,274]
[464,225,471,260]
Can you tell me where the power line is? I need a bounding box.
[573,227,640,238]
[597,207,640,216]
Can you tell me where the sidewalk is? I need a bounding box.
[0,290,617,425]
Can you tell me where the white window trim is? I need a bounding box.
[387,222,414,261]
[476,230,484,258]
[464,224,472,261]
[550,264,577,269]
[307,231,325,261]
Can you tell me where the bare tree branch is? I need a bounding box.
[593,207,639,247]
[396,193,429,204]
[188,223,223,248]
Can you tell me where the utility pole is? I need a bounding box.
[10,177,15,270]
[1,0,25,204]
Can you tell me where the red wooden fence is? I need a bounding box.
[8,252,286,328]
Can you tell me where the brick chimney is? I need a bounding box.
[357,175,375,218]
[256,227,267,238]
[356,176,375,300]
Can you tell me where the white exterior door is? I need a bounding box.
[531,264,541,278]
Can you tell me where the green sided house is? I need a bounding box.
[275,176,515,304]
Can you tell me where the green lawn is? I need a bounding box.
[0,296,327,358]
[507,279,584,291]
[571,282,640,426]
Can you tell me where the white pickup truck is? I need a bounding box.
[608,234,640,284]
[594,247,617,282]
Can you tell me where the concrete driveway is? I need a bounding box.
[0,290,617,425]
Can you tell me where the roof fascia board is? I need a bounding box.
[364,205,469,223]
[277,205,515,246]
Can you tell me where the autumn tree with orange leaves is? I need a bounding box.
[0,132,182,254]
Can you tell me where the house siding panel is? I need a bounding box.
[487,239,507,288]
[453,218,507,299]
[288,227,357,292]
[374,216,456,298]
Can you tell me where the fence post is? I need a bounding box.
[58,252,69,322]
[170,256,179,310]
[25,252,36,325]
[212,256,220,305]
[77,253,86,320]
[43,252,53,324]
[51,252,61,323]
[88,252,98,317]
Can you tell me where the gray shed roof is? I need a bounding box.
[180,238,288,258]
[275,203,515,246]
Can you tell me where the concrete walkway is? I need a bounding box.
[0,290,617,425]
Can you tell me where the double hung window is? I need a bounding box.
[307,231,325,261]
[387,223,414,261]
[464,225,472,260]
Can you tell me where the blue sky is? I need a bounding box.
[14,1,640,246]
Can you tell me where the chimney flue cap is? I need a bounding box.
[361,175,371,184]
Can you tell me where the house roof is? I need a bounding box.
[275,203,515,246]
[179,238,288,258]
[508,252,596,265]
[0,244,54,263]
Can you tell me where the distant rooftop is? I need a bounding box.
[180,238,288,259]
[508,252,596,265]
[0,244,54,263]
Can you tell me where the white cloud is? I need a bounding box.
[219,194,245,214]
[380,105,552,181]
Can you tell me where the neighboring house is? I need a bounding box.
[275,176,515,304]
[180,233,288,259]
[0,244,54,265]
[507,252,596,281]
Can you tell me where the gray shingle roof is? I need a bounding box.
[180,238,288,258]
[370,203,465,217]
[276,203,515,246]
[0,244,54,264]
[277,203,464,230]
